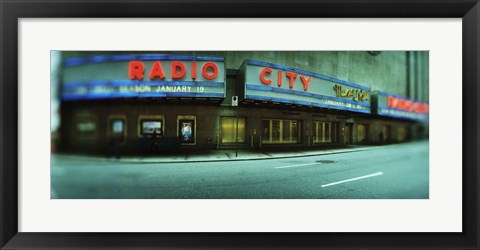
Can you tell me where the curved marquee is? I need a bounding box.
[241,60,371,113]
[61,54,226,101]
[372,91,429,122]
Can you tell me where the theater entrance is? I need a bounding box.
[344,123,353,144]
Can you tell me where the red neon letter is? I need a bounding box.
[399,99,406,110]
[300,75,312,91]
[285,72,297,89]
[129,61,144,80]
[277,71,283,87]
[171,61,186,79]
[388,96,395,108]
[149,61,165,80]
[260,68,272,85]
[418,103,429,113]
[192,62,197,80]
[412,102,419,113]
[405,100,413,112]
[202,62,219,80]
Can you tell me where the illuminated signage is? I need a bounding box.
[61,54,225,101]
[259,67,312,91]
[128,61,219,81]
[387,96,429,114]
[372,91,429,122]
[241,60,371,113]
[333,84,369,101]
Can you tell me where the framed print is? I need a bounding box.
[177,116,196,145]
[1,0,479,249]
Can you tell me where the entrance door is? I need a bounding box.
[381,125,390,143]
[220,117,246,144]
[357,124,368,144]
[344,123,353,144]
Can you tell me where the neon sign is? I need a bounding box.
[372,91,429,122]
[387,96,429,114]
[259,68,312,91]
[129,61,219,81]
[61,55,226,101]
[333,84,369,101]
[243,60,371,114]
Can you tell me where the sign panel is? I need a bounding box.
[112,120,124,134]
[232,96,238,106]
[242,60,371,113]
[141,121,163,136]
[61,54,226,101]
[179,119,195,144]
[372,91,429,122]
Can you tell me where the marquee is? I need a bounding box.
[61,54,226,101]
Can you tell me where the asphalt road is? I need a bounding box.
[51,141,429,199]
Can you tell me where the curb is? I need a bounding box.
[54,146,380,164]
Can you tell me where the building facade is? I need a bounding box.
[54,51,429,155]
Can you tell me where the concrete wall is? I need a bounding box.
[59,101,417,154]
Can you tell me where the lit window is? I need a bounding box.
[262,119,301,144]
[221,117,246,144]
[112,120,124,134]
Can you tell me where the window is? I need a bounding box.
[262,119,301,144]
[292,121,299,141]
[381,125,390,142]
[76,121,96,134]
[397,126,408,142]
[108,115,127,141]
[325,123,331,142]
[137,115,165,138]
[332,123,338,143]
[271,120,280,142]
[282,120,291,141]
[262,120,270,141]
[314,122,339,143]
[221,117,246,143]
[112,120,124,134]
[75,118,97,139]
[357,124,368,143]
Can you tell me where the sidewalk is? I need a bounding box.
[55,144,383,164]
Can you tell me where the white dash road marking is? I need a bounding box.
[321,172,384,187]
[275,163,321,169]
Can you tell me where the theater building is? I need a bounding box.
[54,51,429,155]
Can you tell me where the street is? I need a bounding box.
[51,141,429,199]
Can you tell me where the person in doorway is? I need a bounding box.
[108,134,121,159]
[378,132,384,145]
[150,129,160,153]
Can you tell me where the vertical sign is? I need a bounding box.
[232,96,238,106]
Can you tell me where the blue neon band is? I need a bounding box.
[62,92,224,101]
[377,111,429,122]
[377,105,428,114]
[245,94,370,114]
[246,84,370,107]
[63,80,224,90]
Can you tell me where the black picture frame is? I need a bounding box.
[1,0,478,249]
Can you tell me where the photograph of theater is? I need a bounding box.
[52,51,429,155]
[51,51,429,199]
